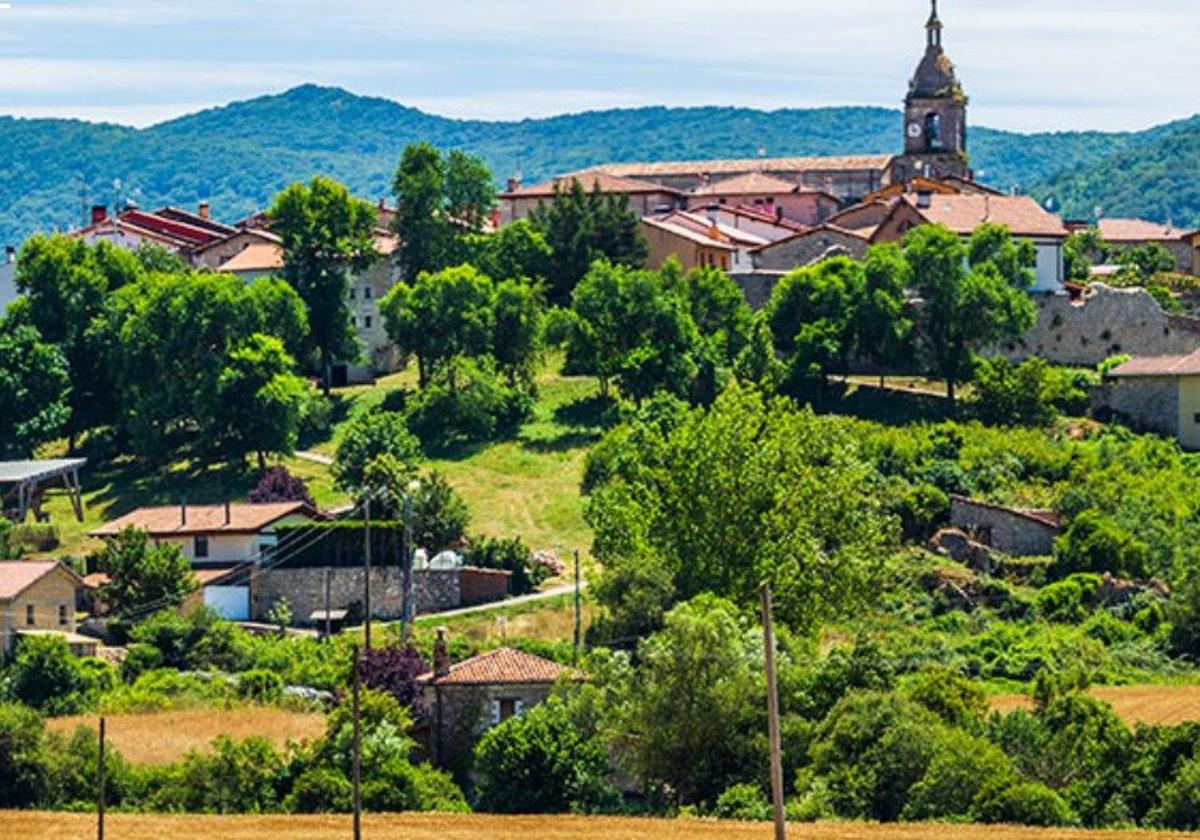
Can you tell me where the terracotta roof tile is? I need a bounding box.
[506,172,682,198]
[589,155,894,179]
[694,172,801,196]
[907,194,1068,239]
[418,647,580,686]
[0,561,74,601]
[1107,350,1200,378]
[218,242,284,273]
[1098,218,1194,242]
[640,216,738,251]
[90,502,315,538]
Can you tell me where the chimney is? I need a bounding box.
[505,177,522,193]
[378,197,387,210]
[91,205,108,225]
[224,500,232,526]
[180,498,188,526]
[916,190,933,210]
[434,627,451,678]
[489,208,502,230]
[4,246,14,265]
[198,201,211,220]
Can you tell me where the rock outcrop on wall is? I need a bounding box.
[1010,284,1200,367]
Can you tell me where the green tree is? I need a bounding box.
[610,595,765,806]
[566,261,701,402]
[9,634,90,715]
[491,279,543,387]
[332,410,422,492]
[247,276,312,366]
[13,235,140,447]
[679,264,753,363]
[0,703,48,808]
[1064,229,1111,281]
[588,386,894,634]
[530,179,649,305]
[444,148,497,231]
[380,264,496,387]
[766,256,863,397]
[1115,242,1178,284]
[0,322,71,458]
[474,694,617,813]
[855,243,915,383]
[392,142,451,280]
[95,527,198,621]
[271,175,378,391]
[905,224,1036,404]
[216,334,311,469]
[468,219,553,285]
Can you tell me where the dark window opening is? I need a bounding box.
[195,535,209,559]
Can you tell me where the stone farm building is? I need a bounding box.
[949,496,1063,557]
[1101,350,1200,451]
[0,561,92,659]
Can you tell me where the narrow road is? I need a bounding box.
[419,581,588,621]
[295,450,334,466]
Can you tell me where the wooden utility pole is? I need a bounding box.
[573,549,582,666]
[760,583,786,840]
[323,566,332,639]
[351,644,362,840]
[363,495,372,651]
[402,490,414,641]
[97,716,106,840]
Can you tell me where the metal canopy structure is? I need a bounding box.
[0,459,87,523]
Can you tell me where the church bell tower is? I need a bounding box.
[895,0,969,182]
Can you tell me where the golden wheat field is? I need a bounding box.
[45,707,327,765]
[3,813,1199,840]
[990,685,1200,726]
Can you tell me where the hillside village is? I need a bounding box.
[9,2,1200,836]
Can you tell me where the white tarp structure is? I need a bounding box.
[0,459,87,523]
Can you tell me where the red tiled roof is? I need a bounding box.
[1098,218,1196,243]
[418,647,580,686]
[119,209,227,246]
[90,502,316,538]
[590,154,895,179]
[0,561,77,601]
[505,172,683,198]
[154,206,237,237]
[906,194,1068,239]
[1107,350,1200,378]
[641,216,738,251]
[694,172,800,196]
[218,241,285,273]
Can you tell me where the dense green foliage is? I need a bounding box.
[93,527,199,621]
[2,85,1183,248]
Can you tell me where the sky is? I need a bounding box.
[0,0,1195,133]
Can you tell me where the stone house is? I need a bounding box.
[752,224,871,272]
[417,631,581,772]
[1101,350,1200,450]
[949,496,1062,557]
[0,561,88,658]
[499,173,684,226]
[641,215,740,273]
[1097,218,1200,276]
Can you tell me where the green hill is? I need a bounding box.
[1033,115,1200,227]
[0,84,1191,246]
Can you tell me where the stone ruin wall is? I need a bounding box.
[1006,283,1200,368]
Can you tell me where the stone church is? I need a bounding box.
[500,2,975,216]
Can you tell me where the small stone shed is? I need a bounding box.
[949,496,1063,557]
[1101,350,1200,450]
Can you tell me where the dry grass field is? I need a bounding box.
[3,812,1198,840]
[991,685,1200,726]
[46,707,326,765]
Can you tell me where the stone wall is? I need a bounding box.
[423,682,555,772]
[1094,378,1181,439]
[753,228,869,272]
[1009,284,1200,367]
[252,566,460,623]
[949,496,1061,557]
[729,270,787,310]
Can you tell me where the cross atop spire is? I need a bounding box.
[927,0,943,48]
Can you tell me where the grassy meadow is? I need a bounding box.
[30,354,602,561]
[3,812,1197,840]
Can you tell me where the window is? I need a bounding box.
[58,604,68,626]
[25,604,34,626]
[194,535,209,559]
[348,287,357,300]
[363,286,373,300]
[1194,412,1200,425]
[499,698,517,721]
[925,112,942,151]
[364,316,372,329]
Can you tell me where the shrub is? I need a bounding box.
[474,695,617,814]
[902,730,1017,821]
[464,535,541,595]
[1036,578,1090,623]
[249,466,315,506]
[359,645,427,713]
[1053,511,1151,580]
[1149,753,1200,829]
[405,356,532,447]
[0,702,48,808]
[333,410,421,492]
[974,782,1078,827]
[285,768,352,813]
[713,782,772,821]
[120,643,164,683]
[9,634,90,714]
[237,669,285,704]
[7,524,60,553]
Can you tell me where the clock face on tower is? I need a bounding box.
[907,122,923,139]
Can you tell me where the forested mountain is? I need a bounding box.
[0,84,1193,246]
[1033,115,1200,227]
